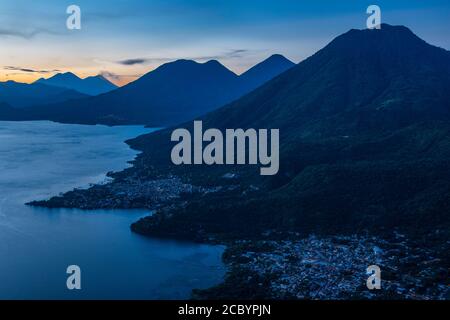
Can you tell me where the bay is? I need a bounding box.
[0,121,225,299]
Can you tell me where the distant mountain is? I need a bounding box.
[36,72,117,96]
[0,80,88,108]
[239,54,295,92]
[2,55,294,126]
[123,24,450,239]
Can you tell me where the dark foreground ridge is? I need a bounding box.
[29,24,450,299]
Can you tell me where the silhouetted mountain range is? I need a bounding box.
[0,55,294,126]
[0,80,88,108]
[35,72,117,96]
[202,24,450,134]
[122,24,450,239]
[239,54,295,93]
[34,24,450,242]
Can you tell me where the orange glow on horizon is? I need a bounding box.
[0,71,140,87]
[109,75,140,87]
[0,73,41,84]
[0,60,247,87]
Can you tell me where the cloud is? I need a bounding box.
[99,71,122,81]
[116,49,250,66]
[117,58,149,66]
[191,49,250,61]
[0,28,59,39]
[100,70,142,79]
[224,49,249,58]
[99,71,142,86]
[3,66,61,74]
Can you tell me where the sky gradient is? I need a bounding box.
[1,0,450,86]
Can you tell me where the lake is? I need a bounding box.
[0,121,225,299]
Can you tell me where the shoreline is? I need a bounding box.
[29,176,450,300]
[25,124,449,300]
[1,121,229,299]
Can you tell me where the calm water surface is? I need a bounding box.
[0,121,225,299]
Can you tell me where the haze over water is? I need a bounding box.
[0,121,225,299]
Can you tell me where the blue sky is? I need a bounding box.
[1,0,449,85]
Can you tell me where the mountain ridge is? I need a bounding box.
[25,23,450,301]
[239,54,295,92]
[1,55,295,126]
[36,72,117,96]
[0,80,88,108]
[120,24,450,239]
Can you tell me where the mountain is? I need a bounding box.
[239,54,295,92]
[202,24,450,135]
[36,24,450,241]
[130,24,450,156]
[0,80,88,108]
[120,24,450,239]
[2,55,294,126]
[18,60,240,125]
[35,72,117,96]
